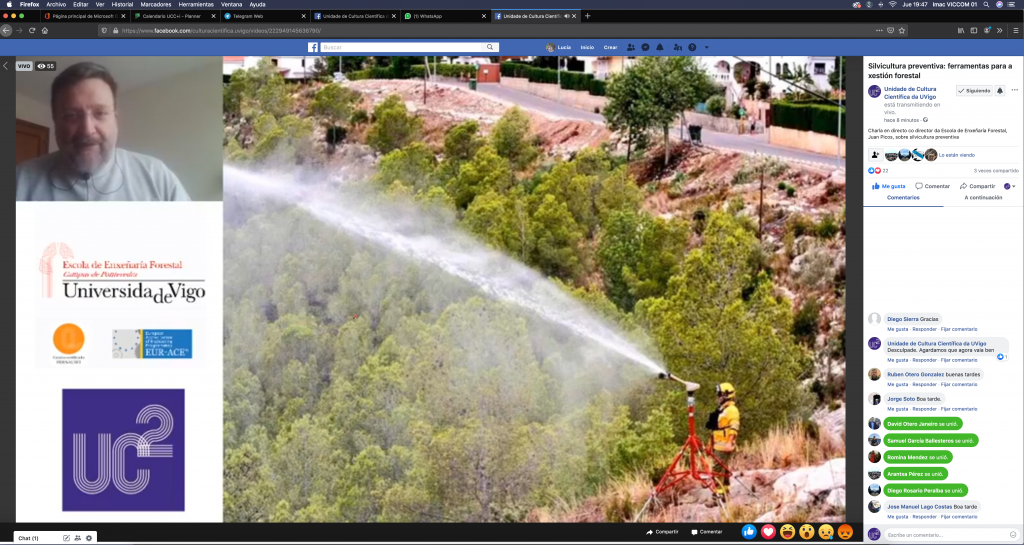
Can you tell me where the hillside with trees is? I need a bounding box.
[222,57,847,523]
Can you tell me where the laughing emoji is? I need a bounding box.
[781,524,796,540]
[799,524,815,540]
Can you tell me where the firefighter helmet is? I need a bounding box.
[716,382,736,401]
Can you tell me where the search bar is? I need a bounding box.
[320,42,498,53]
[886,528,1021,542]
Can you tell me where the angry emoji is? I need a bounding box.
[799,524,815,540]
[837,524,854,540]
[819,524,834,540]
[780,524,796,540]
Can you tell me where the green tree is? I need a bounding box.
[534,160,600,236]
[490,107,538,174]
[598,210,687,311]
[638,212,810,440]
[604,67,653,162]
[374,142,438,193]
[311,83,361,148]
[595,165,644,222]
[828,56,846,92]
[367,95,423,154]
[443,120,484,163]
[530,194,585,280]
[445,145,513,209]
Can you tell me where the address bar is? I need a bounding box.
[320,42,499,53]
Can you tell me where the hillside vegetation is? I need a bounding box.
[222,58,846,523]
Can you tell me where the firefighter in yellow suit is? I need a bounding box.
[711,383,740,498]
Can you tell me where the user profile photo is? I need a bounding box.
[868,84,881,98]
[546,42,556,53]
[868,311,882,325]
[898,148,912,161]
[868,450,882,463]
[925,148,938,161]
[885,148,898,161]
[868,416,882,430]
[868,470,882,480]
[869,500,882,513]
[868,337,881,350]
[15,56,224,201]
[869,367,881,381]
[868,483,882,497]
[868,433,881,447]
[869,392,881,406]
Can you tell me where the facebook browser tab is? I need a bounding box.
[491,9,581,23]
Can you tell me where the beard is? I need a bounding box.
[65,136,113,174]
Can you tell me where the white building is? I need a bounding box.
[223,56,325,81]
[571,55,836,99]
[701,55,836,100]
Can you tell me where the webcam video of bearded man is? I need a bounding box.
[15,56,223,201]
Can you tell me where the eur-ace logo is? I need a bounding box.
[63,389,185,511]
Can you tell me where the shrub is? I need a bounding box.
[729,103,742,119]
[705,95,726,117]
[816,214,840,239]
[793,299,821,346]
[366,95,423,154]
[777,181,787,190]
[349,108,369,126]
[499,62,606,96]
[770,102,846,138]
[410,63,479,79]
[786,186,796,198]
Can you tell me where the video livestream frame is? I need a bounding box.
[221,55,848,531]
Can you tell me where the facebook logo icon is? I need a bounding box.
[872,182,880,190]
[314,12,321,20]
[308,42,319,53]
[495,12,502,19]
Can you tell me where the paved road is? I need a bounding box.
[476,82,843,167]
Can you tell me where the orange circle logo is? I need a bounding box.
[53,323,85,354]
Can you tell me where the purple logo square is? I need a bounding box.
[63,389,184,511]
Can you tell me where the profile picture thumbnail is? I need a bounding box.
[868,433,881,447]
[869,367,881,380]
[546,42,555,52]
[15,56,224,201]
[870,392,881,406]
[869,500,882,513]
[868,483,881,497]
[868,450,882,463]
[869,416,882,430]
[868,470,882,480]
[925,148,938,161]
[898,148,912,161]
[885,149,898,161]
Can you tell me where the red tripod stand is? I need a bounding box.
[635,377,734,520]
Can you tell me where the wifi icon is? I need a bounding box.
[888,1,896,6]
